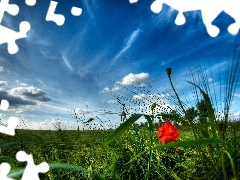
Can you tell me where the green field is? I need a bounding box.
[0,122,239,180]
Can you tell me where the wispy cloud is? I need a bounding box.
[112,28,140,63]
[82,0,97,20]
[62,54,73,72]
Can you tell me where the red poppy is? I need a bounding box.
[158,121,180,151]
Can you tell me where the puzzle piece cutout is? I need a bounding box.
[0,99,9,111]
[0,0,36,23]
[129,0,138,4]
[0,0,19,21]
[0,98,49,179]
[0,151,49,180]
[150,0,240,37]
[25,0,37,7]
[16,151,49,180]
[71,6,82,16]
[130,0,240,37]
[0,0,36,54]
[0,21,30,54]
[0,100,19,136]
[0,116,19,136]
[0,163,14,180]
[46,0,82,26]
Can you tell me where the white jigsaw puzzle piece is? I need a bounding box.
[46,0,65,26]
[0,0,19,23]
[25,0,37,6]
[150,0,240,37]
[0,99,9,111]
[0,0,36,23]
[16,151,49,180]
[0,116,19,136]
[0,0,35,54]
[129,0,138,4]
[0,21,30,54]
[71,6,82,16]
[0,99,19,136]
[0,163,15,180]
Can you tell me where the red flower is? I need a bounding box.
[158,121,180,150]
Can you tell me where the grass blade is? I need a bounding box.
[0,142,22,149]
[223,151,237,180]
[49,163,104,180]
[0,156,17,170]
[128,138,225,164]
[187,81,218,138]
[103,114,143,146]
[8,163,104,180]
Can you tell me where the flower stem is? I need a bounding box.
[145,113,154,180]
[166,68,209,180]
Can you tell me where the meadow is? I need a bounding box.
[0,121,239,180]
[1,59,240,179]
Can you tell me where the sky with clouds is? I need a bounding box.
[0,0,240,130]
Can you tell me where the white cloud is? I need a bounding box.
[0,86,51,111]
[0,67,4,72]
[133,93,169,103]
[0,81,7,86]
[9,86,51,102]
[112,28,140,62]
[100,73,150,93]
[234,93,240,98]
[74,108,90,115]
[208,78,213,82]
[111,85,121,91]
[106,99,118,104]
[25,119,81,130]
[117,72,150,86]
[100,87,110,93]
[21,83,28,86]
[131,93,175,115]
[233,112,240,117]
[50,118,61,124]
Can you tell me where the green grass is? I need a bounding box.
[0,124,239,179]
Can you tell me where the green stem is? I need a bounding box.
[168,75,185,114]
[221,153,228,180]
[167,74,209,180]
[167,75,198,138]
[145,113,154,180]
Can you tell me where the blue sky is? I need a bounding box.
[0,0,240,130]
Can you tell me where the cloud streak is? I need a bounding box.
[62,54,74,72]
[112,28,140,63]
